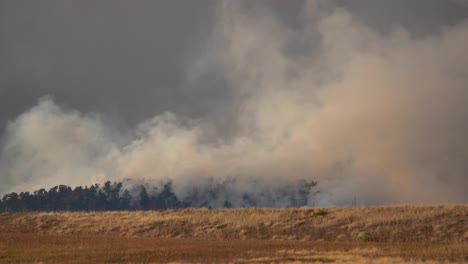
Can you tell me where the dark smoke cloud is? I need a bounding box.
[0,0,216,130]
[1,0,467,132]
[1,1,468,206]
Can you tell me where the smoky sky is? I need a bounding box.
[1,0,468,205]
[0,0,217,131]
[1,0,468,131]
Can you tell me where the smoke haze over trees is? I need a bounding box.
[1,1,468,206]
[0,179,317,212]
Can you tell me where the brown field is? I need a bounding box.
[0,205,467,263]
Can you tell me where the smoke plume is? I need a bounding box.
[1,1,468,206]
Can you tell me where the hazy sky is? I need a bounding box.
[1,1,468,205]
[1,0,467,132]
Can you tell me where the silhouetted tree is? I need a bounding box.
[2,192,19,211]
[139,185,150,210]
[102,181,123,210]
[155,181,181,209]
[120,189,132,210]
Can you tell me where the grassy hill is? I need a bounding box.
[1,205,466,243]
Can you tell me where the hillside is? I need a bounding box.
[1,205,466,243]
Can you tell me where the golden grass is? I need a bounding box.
[0,205,466,263]
[0,233,466,263]
[0,205,466,243]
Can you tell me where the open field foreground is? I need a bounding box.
[0,234,466,263]
[0,205,467,263]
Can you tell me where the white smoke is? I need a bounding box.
[1,1,467,205]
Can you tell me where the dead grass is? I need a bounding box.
[0,205,466,263]
[0,205,466,243]
[0,233,466,263]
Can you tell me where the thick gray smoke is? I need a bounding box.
[1,1,468,206]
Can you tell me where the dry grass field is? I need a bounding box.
[0,205,467,263]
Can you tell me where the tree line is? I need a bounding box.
[0,181,184,212]
[0,179,318,212]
